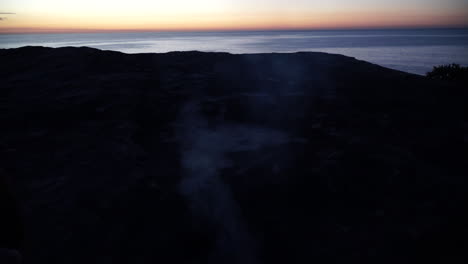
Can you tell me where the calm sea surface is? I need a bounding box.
[1,28,468,75]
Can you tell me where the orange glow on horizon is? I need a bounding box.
[1,6,468,33]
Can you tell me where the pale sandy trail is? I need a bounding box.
[175,99,293,263]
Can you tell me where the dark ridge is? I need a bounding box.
[0,46,466,264]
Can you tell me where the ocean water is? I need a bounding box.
[1,28,468,75]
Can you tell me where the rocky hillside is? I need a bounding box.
[0,47,466,263]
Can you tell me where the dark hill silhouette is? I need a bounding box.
[0,47,466,264]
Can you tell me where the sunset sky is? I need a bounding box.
[1,0,468,33]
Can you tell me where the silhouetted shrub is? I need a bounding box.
[426,64,468,83]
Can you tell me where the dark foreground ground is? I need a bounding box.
[0,47,467,263]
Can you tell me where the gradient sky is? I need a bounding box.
[1,0,468,33]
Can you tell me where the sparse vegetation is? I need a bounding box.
[426,64,468,83]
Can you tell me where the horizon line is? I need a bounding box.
[2,25,468,34]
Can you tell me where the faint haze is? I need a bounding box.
[1,0,468,33]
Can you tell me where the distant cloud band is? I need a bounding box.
[0,12,14,21]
